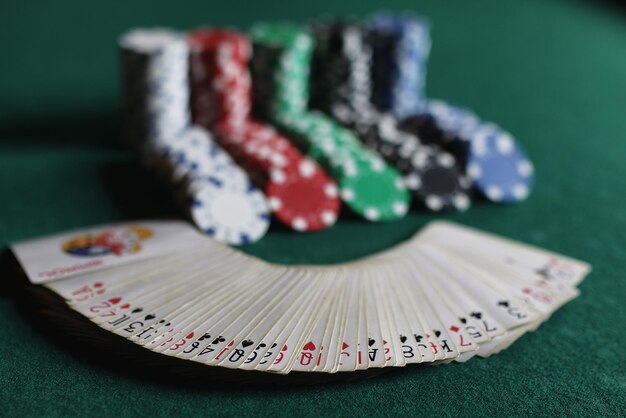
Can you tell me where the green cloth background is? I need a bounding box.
[1,0,625,416]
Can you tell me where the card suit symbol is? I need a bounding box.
[368,338,376,347]
[383,340,388,345]
[271,343,278,349]
[186,332,194,339]
[109,297,121,305]
[400,335,407,343]
[303,341,316,351]
[120,304,130,309]
[165,322,171,327]
[498,301,510,308]
[449,326,459,333]
[281,345,288,352]
[132,307,143,314]
[434,330,442,337]
[93,282,103,288]
[96,289,105,294]
[460,317,467,324]
[242,340,254,348]
[212,336,225,345]
[144,314,155,321]
[414,334,423,343]
[470,312,482,319]
[257,343,266,349]
[522,288,531,294]
[199,333,211,341]
[159,319,165,323]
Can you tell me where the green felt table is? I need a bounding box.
[1,0,625,416]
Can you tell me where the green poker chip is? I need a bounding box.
[251,22,412,222]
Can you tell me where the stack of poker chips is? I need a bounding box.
[118,13,535,245]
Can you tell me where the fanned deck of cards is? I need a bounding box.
[11,221,590,377]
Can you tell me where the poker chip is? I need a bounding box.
[266,159,340,231]
[400,100,534,203]
[119,28,190,145]
[309,21,470,212]
[369,14,431,118]
[250,22,411,221]
[188,176,270,245]
[187,28,341,232]
[466,128,534,203]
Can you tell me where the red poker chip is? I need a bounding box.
[266,157,341,232]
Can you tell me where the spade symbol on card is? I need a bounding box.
[198,333,211,341]
[460,317,467,324]
[414,334,423,343]
[470,312,482,319]
[242,340,254,348]
[498,301,510,308]
[257,343,266,349]
[144,314,155,321]
[271,343,277,349]
[400,335,407,343]
[434,330,442,337]
[303,341,316,351]
[212,336,225,345]
[368,338,376,347]
[131,308,143,314]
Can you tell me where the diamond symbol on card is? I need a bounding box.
[449,326,460,333]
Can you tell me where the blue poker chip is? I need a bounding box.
[466,127,534,203]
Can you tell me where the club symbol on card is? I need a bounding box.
[498,301,510,308]
[368,338,376,347]
[303,341,316,351]
[131,307,143,314]
[449,326,459,333]
[459,317,467,324]
[144,314,155,321]
[241,340,254,348]
[470,312,482,319]
[400,335,407,343]
[212,336,225,345]
[198,333,211,341]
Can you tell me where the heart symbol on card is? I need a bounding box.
[109,297,121,305]
[449,326,459,333]
[93,282,103,288]
[281,345,288,352]
[242,340,254,348]
[303,341,316,351]
[144,314,155,321]
[186,332,194,339]
[120,304,130,309]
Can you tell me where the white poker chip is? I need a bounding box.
[188,177,270,246]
